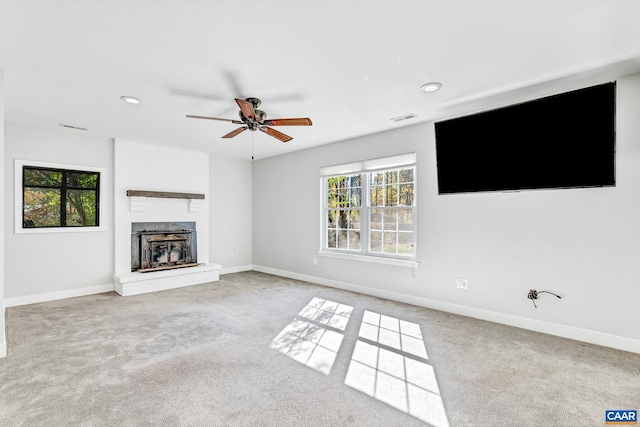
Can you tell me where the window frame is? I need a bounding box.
[318,153,419,268]
[15,159,106,234]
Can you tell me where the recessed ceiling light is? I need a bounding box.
[421,82,442,93]
[120,96,141,104]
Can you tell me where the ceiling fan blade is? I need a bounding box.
[171,89,227,102]
[186,114,244,124]
[223,70,245,98]
[263,118,312,126]
[235,98,256,121]
[222,126,248,138]
[259,126,293,143]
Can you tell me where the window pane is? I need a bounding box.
[328,210,337,228]
[24,188,61,227]
[383,232,398,254]
[348,209,360,229]
[338,189,349,207]
[370,209,382,230]
[327,230,337,248]
[66,190,97,226]
[336,210,349,228]
[385,185,398,206]
[22,166,101,229]
[399,168,414,183]
[337,230,349,249]
[383,210,397,231]
[24,168,63,187]
[370,186,384,207]
[372,172,384,186]
[385,170,398,184]
[370,231,382,252]
[66,172,98,189]
[350,188,361,207]
[339,176,348,189]
[399,183,414,206]
[349,230,361,250]
[327,177,340,191]
[327,190,338,208]
[398,208,413,231]
[350,174,362,187]
[398,232,414,255]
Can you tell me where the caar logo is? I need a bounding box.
[606,410,637,425]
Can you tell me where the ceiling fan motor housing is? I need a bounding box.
[245,97,262,108]
[254,109,267,123]
[239,107,267,129]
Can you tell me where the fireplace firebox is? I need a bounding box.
[131,222,197,272]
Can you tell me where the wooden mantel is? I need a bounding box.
[126,190,205,200]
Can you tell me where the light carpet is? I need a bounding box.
[1,271,638,426]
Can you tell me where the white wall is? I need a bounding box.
[209,155,252,272]
[2,132,251,310]
[252,73,640,353]
[3,122,113,300]
[113,139,210,275]
[1,70,6,358]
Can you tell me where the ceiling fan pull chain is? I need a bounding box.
[251,132,254,161]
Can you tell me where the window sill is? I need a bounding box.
[317,250,420,269]
[16,226,106,234]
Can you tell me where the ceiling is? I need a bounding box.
[1,1,640,160]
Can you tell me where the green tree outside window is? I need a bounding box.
[23,166,100,228]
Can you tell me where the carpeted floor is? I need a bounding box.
[1,271,638,426]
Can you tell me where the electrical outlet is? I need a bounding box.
[229,251,234,259]
[456,279,469,290]
[312,257,318,266]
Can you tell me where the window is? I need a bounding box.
[321,153,417,265]
[327,174,362,251]
[16,160,105,233]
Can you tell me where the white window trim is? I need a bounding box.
[320,152,417,177]
[317,249,420,269]
[319,153,419,268]
[15,159,107,234]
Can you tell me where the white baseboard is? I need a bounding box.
[220,264,253,275]
[252,265,640,354]
[2,262,250,307]
[4,284,115,308]
[5,266,638,354]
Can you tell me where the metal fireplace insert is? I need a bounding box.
[131,222,197,272]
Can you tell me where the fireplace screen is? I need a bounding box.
[131,222,197,272]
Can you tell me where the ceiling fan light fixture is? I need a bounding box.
[120,96,141,104]
[421,82,442,93]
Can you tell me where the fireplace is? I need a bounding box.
[131,222,198,272]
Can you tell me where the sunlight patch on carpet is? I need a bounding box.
[345,312,449,427]
[358,310,428,359]
[270,298,353,375]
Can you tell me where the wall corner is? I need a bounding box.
[1,69,7,358]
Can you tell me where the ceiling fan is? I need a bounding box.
[187,97,312,143]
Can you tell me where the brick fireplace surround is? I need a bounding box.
[112,140,221,297]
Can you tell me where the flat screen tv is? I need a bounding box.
[434,82,616,194]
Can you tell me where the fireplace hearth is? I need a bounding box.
[131,222,197,272]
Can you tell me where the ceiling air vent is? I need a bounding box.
[60,123,88,131]
[391,113,417,123]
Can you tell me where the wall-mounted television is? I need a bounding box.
[434,82,616,194]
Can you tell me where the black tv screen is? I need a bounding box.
[434,82,616,194]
